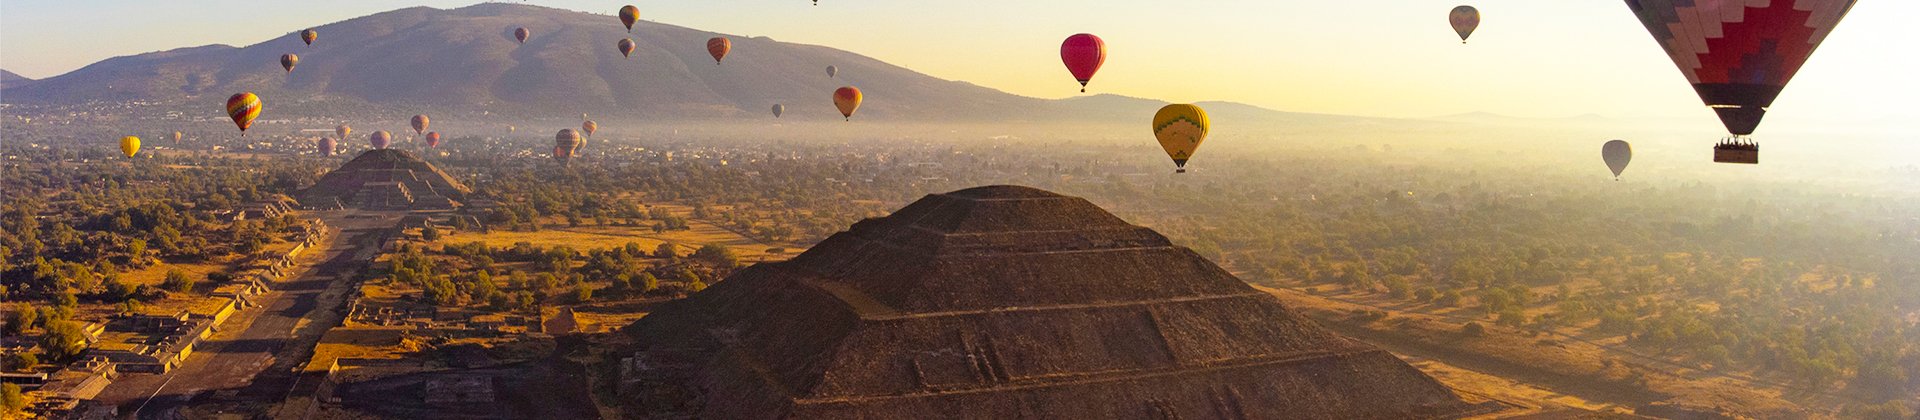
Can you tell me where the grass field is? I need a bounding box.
[445,210,794,264]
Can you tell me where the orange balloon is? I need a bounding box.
[833,86,862,121]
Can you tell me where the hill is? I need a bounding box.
[0,4,1339,125]
[0,69,30,89]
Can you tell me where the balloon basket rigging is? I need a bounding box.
[1713,137,1759,164]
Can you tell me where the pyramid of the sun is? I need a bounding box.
[623,185,1490,419]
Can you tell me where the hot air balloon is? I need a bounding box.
[1625,0,1852,164]
[371,131,392,149]
[280,54,299,73]
[1450,6,1480,43]
[301,29,318,46]
[833,87,862,121]
[425,132,442,148]
[1060,34,1106,93]
[514,27,530,44]
[119,136,141,158]
[618,39,637,58]
[226,93,262,134]
[1152,104,1210,173]
[707,37,731,65]
[1602,140,1632,180]
[772,104,785,118]
[336,124,352,140]
[506,125,516,135]
[172,131,183,144]
[554,145,573,164]
[411,115,430,136]
[826,65,838,78]
[582,120,597,138]
[318,137,337,156]
[556,129,582,155]
[619,5,640,32]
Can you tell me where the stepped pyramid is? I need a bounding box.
[623,185,1492,419]
[299,149,468,210]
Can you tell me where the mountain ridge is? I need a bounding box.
[0,4,1338,125]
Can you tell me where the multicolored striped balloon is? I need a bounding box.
[411,115,430,136]
[1152,104,1209,173]
[300,29,317,46]
[226,93,262,133]
[833,86,862,121]
[619,6,640,32]
[707,37,731,64]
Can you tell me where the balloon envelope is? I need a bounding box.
[556,129,582,151]
[1060,34,1106,92]
[771,104,785,118]
[336,124,352,139]
[618,39,637,58]
[280,54,298,72]
[226,93,262,132]
[1624,0,1854,136]
[1450,6,1480,42]
[425,132,442,148]
[119,136,141,158]
[300,29,317,46]
[619,5,640,32]
[514,27,530,44]
[172,131,183,144]
[826,65,838,78]
[411,115,430,135]
[707,37,731,64]
[370,131,391,149]
[833,87,862,121]
[318,137,337,156]
[582,121,597,137]
[1602,140,1632,178]
[1152,104,1210,172]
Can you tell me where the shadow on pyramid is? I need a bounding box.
[624,185,1501,419]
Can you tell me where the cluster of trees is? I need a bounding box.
[386,238,741,311]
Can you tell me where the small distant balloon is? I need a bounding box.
[506,125,516,135]
[318,137,337,156]
[556,129,582,155]
[280,54,299,73]
[172,131,183,144]
[425,132,442,148]
[411,115,430,136]
[582,120,598,138]
[618,38,637,58]
[707,37,731,65]
[1602,140,1632,179]
[300,29,317,46]
[1060,34,1106,93]
[826,65,838,78]
[119,136,141,158]
[336,124,352,140]
[1450,6,1480,43]
[370,131,391,149]
[226,93,262,134]
[1152,104,1210,173]
[619,5,640,32]
[771,104,785,118]
[833,86,862,121]
[514,27,530,44]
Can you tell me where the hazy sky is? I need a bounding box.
[2,1,1915,123]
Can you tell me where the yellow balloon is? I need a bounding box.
[119,136,141,158]
[1151,104,1209,172]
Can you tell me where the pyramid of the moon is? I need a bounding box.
[298,149,468,210]
[622,185,1494,419]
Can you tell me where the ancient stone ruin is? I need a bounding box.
[623,185,1493,419]
[299,149,468,210]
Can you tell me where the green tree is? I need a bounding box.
[162,268,196,294]
[3,307,38,335]
[421,224,442,242]
[41,321,89,361]
[1,383,24,415]
[694,243,739,268]
[653,242,678,259]
[574,283,594,302]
